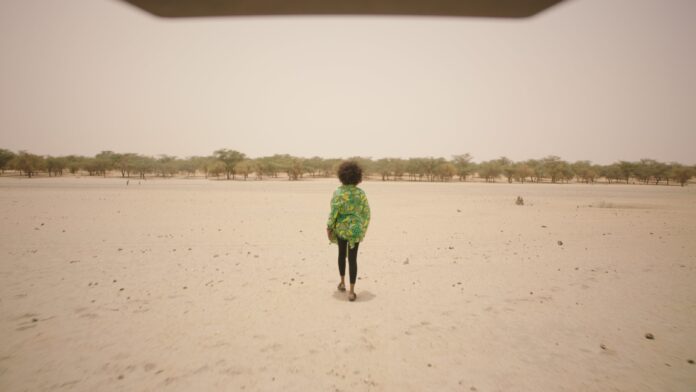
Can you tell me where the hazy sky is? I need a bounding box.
[1,0,694,164]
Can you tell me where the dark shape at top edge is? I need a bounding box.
[120,0,566,19]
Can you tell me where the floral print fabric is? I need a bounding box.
[326,185,370,249]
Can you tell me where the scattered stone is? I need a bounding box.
[117,248,123,251]
[119,288,124,291]
[457,209,461,212]
[32,318,38,323]
[515,196,524,205]
[600,344,607,350]
[113,279,117,283]
[403,258,409,265]
[645,333,654,340]
[688,359,694,364]
[118,375,124,380]
[183,286,187,290]
[427,363,432,367]
[557,240,563,246]
[541,225,547,228]
[448,246,454,250]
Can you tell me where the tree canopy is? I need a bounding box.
[0,147,693,186]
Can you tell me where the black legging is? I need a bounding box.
[337,237,359,284]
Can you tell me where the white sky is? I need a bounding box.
[1,0,695,164]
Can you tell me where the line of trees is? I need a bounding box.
[0,148,694,186]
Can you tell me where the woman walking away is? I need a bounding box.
[326,161,371,302]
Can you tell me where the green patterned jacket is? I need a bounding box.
[326,185,371,249]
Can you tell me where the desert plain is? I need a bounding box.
[0,177,695,391]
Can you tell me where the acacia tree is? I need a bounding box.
[560,162,575,183]
[600,163,622,184]
[113,153,138,178]
[406,158,422,181]
[616,161,635,184]
[669,163,693,187]
[320,158,341,177]
[497,157,514,183]
[477,160,502,182]
[190,156,216,178]
[375,158,393,181]
[436,162,457,181]
[651,161,670,185]
[633,159,656,184]
[513,162,533,183]
[235,159,256,180]
[133,155,155,179]
[12,151,45,178]
[572,161,597,183]
[177,157,198,177]
[452,153,474,181]
[0,149,15,174]
[303,156,324,178]
[95,151,118,177]
[214,149,246,180]
[156,155,179,177]
[254,156,278,179]
[207,160,226,178]
[419,157,446,182]
[541,156,565,183]
[45,156,66,177]
[525,159,543,183]
[287,157,304,180]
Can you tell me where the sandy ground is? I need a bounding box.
[0,177,695,391]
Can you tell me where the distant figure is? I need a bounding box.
[516,196,524,205]
[326,161,371,302]
[126,180,130,186]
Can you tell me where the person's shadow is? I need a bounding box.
[332,290,376,302]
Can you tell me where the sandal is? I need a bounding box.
[337,282,346,292]
[348,292,357,302]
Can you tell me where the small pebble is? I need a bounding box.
[687,359,694,364]
[645,333,654,340]
[600,344,606,350]
[557,240,563,246]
